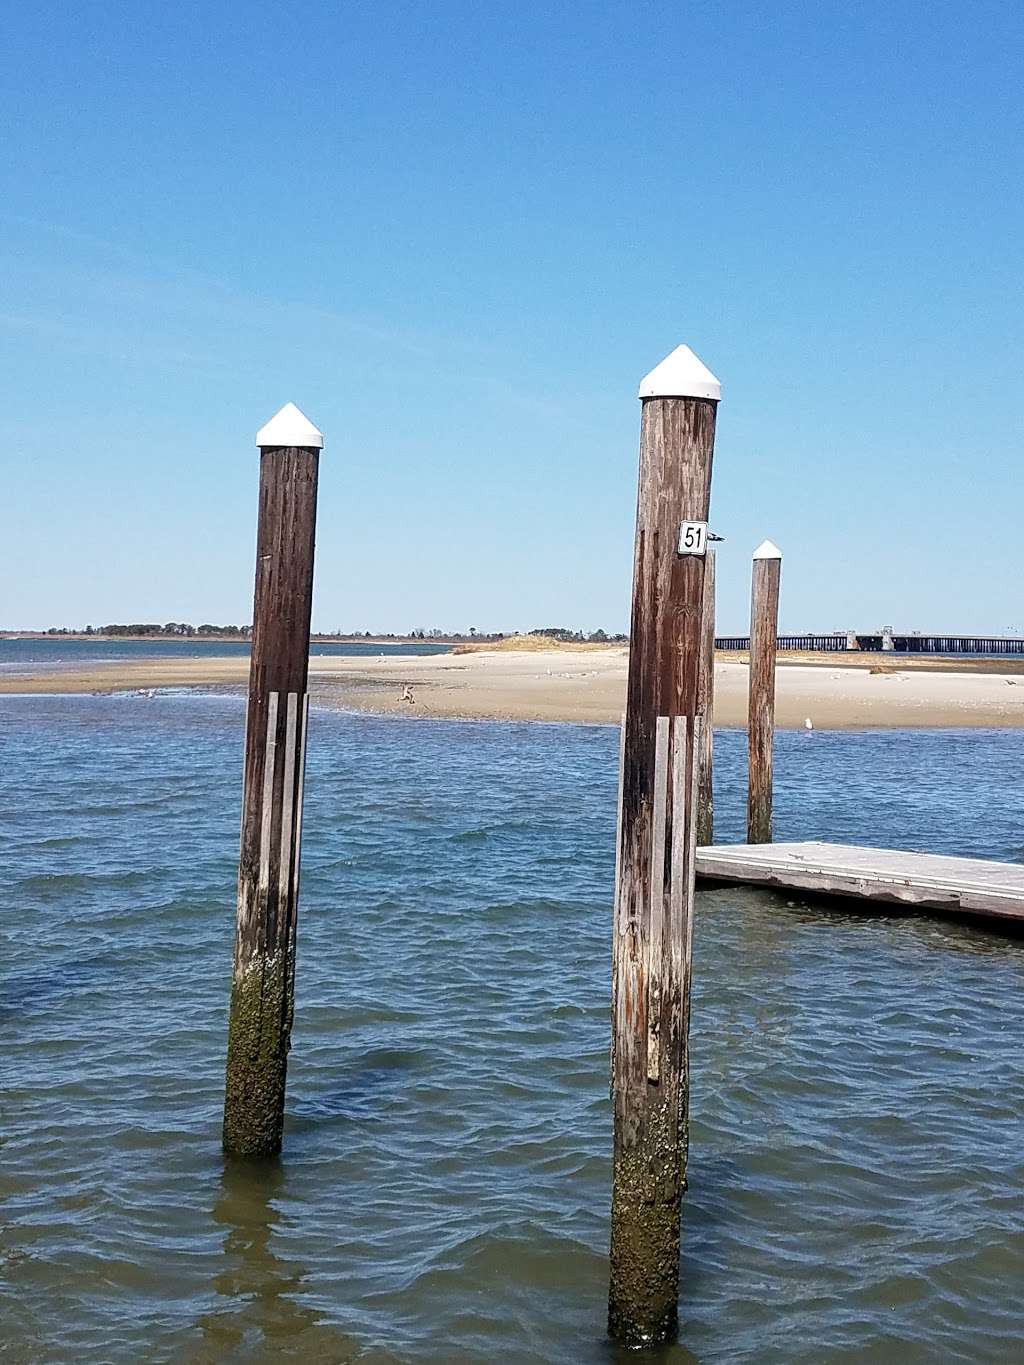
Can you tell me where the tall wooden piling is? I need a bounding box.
[223,402,323,1160]
[696,547,716,846]
[609,345,720,1346]
[746,540,782,845]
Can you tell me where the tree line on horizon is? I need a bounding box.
[44,623,252,638]
[38,622,629,642]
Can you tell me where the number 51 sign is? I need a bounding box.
[677,521,708,556]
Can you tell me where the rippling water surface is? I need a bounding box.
[2,696,1023,1363]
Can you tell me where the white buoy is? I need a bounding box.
[804,717,813,731]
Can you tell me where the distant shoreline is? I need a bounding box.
[0,632,465,645]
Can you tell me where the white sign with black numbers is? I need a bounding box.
[677,521,708,556]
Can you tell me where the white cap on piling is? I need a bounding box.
[638,345,721,402]
[753,539,782,559]
[256,402,324,449]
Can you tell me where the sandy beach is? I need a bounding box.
[6,647,1024,727]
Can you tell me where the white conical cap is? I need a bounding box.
[638,345,721,401]
[753,539,782,559]
[256,402,323,449]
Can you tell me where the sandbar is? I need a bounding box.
[4,648,1024,728]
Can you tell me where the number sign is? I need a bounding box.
[677,521,708,556]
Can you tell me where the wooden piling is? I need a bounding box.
[223,402,323,1160]
[609,345,720,1346]
[696,547,716,846]
[746,540,782,845]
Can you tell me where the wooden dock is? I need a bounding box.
[695,841,1024,922]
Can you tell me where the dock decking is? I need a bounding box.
[695,841,1024,922]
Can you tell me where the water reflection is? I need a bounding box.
[184,1161,370,1364]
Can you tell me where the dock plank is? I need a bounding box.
[695,841,1024,922]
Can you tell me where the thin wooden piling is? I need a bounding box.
[696,547,716,846]
[746,540,781,845]
[609,345,720,1346]
[223,402,323,1160]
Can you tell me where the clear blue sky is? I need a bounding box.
[3,1,1022,634]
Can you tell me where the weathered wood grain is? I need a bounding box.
[747,552,781,844]
[223,443,319,1160]
[696,841,1024,921]
[609,395,717,1346]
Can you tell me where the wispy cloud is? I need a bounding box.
[0,214,584,421]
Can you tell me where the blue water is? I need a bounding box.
[0,637,449,672]
[2,696,1023,1362]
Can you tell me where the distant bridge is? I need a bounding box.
[714,633,1024,655]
